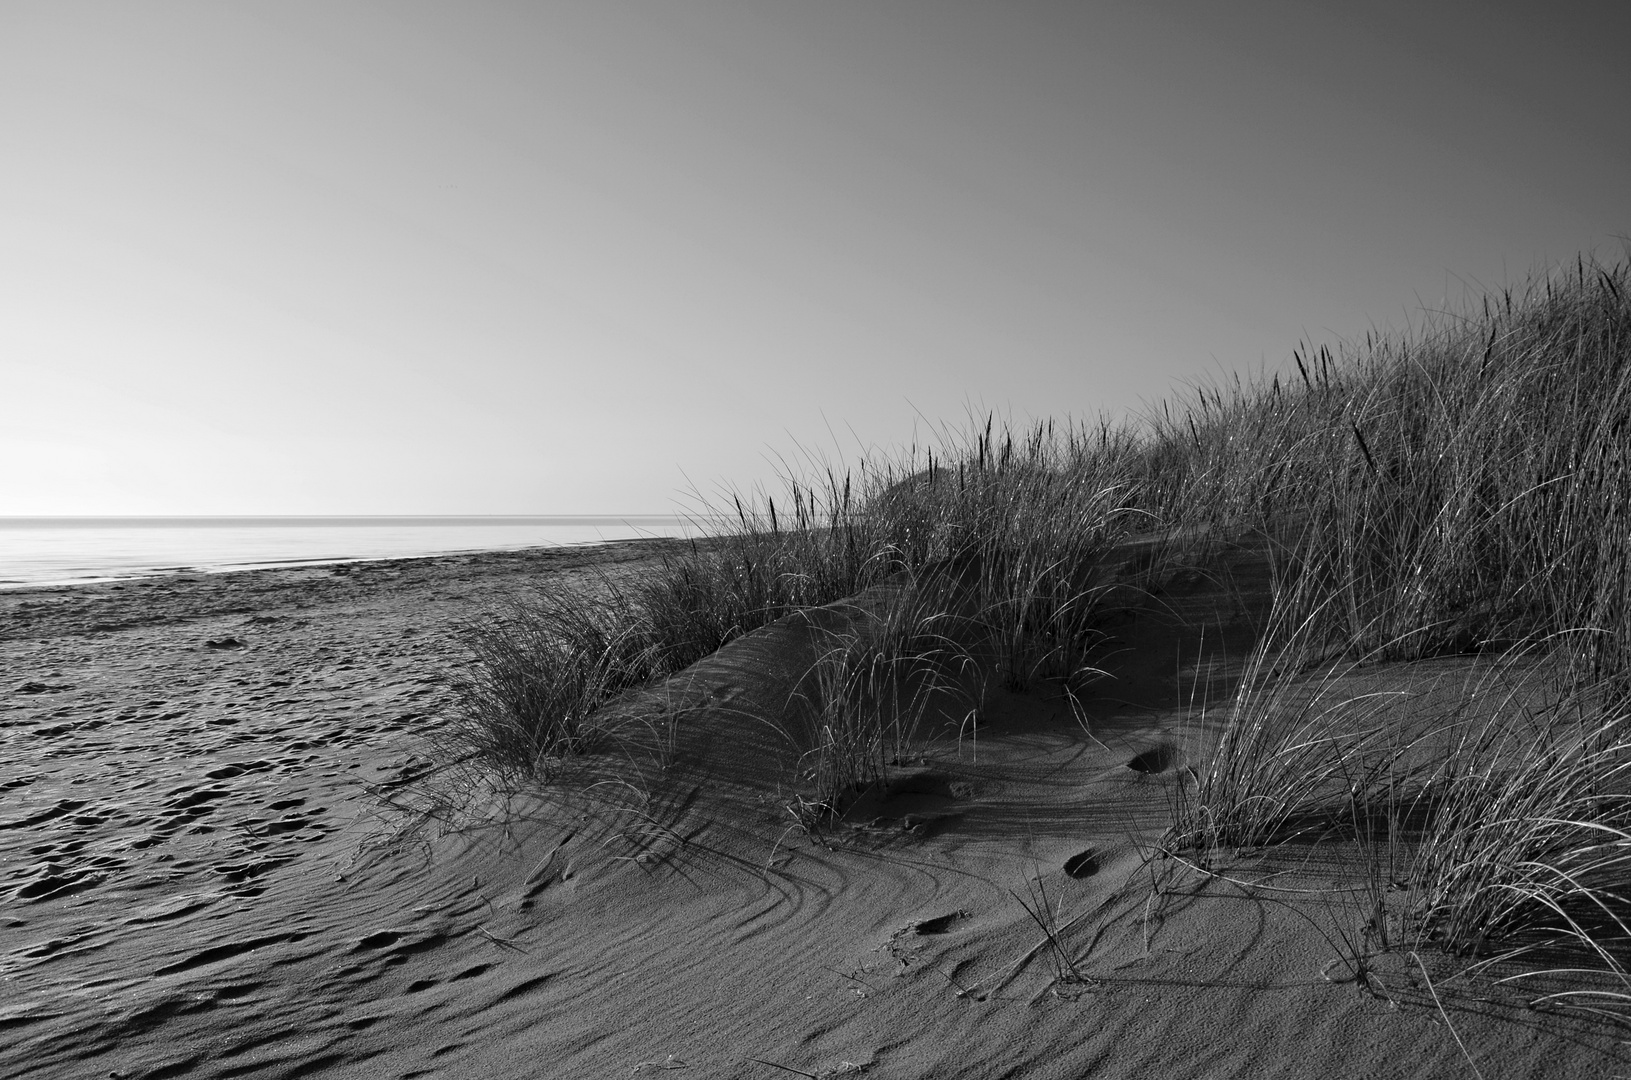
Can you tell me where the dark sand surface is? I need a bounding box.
[3,540,1627,1079]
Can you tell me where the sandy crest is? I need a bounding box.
[2,539,1626,1078]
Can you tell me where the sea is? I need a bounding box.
[0,516,704,589]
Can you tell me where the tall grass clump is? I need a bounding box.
[449,585,665,776]
[791,580,976,822]
[1409,681,1631,983]
[1165,587,1434,852]
[453,471,895,776]
[872,417,1144,690]
[1291,264,1630,681]
[1151,256,1631,1011]
[636,471,890,663]
[1145,258,1631,683]
[1158,257,1631,832]
[453,421,1148,780]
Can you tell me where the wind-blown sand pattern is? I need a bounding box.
[2,540,1624,1078]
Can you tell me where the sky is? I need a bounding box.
[1,1,1627,515]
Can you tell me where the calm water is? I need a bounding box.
[0,516,702,588]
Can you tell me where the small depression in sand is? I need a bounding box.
[837,771,969,836]
[1122,743,1179,776]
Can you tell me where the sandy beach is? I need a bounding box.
[2,537,1624,1079]
[0,542,667,1078]
[7,3,1626,1075]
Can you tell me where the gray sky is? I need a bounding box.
[3,1,1626,514]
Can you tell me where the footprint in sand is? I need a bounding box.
[1063,848,1099,878]
[1123,743,1178,776]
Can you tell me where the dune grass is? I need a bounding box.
[448,585,662,772]
[455,418,1145,781]
[1162,594,1432,854]
[1408,677,1631,981]
[1152,256,1631,1015]
[1147,256,1631,678]
[451,253,1631,1009]
[789,580,976,824]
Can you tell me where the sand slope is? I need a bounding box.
[2,540,1625,1078]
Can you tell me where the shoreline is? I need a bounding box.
[0,533,691,593]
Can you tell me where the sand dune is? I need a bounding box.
[2,540,1625,1078]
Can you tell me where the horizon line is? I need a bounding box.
[0,514,694,528]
